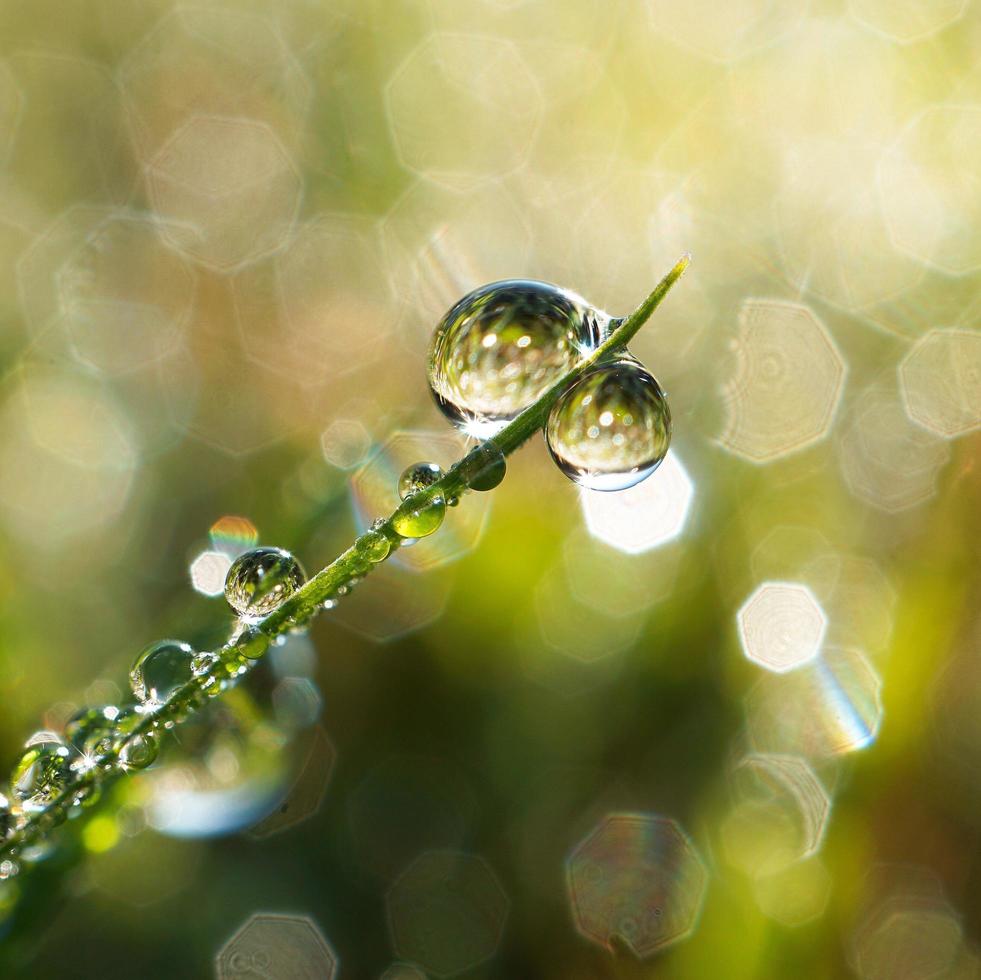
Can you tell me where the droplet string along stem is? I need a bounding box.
[0,253,690,872]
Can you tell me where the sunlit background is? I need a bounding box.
[0,1,979,977]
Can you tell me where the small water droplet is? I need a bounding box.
[11,735,71,812]
[191,651,218,677]
[361,528,391,563]
[0,859,19,880]
[545,356,671,491]
[398,461,444,501]
[130,640,195,710]
[391,490,446,539]
[117,732,159,770]
[428,280,606,436]
[224,547,306,620]
[458,441,507,491]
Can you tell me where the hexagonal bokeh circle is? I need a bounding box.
[580,451,693,554]
[737,582,828,674]
[385,33,542,190]
[215,912,338,979]
[145,113,301,272]
[899,328,981,439]
[566,812,708,957]
[386,850,509,978]
[720,299,846,462]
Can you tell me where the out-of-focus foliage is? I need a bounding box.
[0,0,979,977]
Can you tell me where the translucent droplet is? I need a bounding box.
[361,528,391,563]
[398,461,444,501]
[458,441,507,492]
[391,491,446,539]
[118,732,159,770]
[11,734,71,812]
[130,640,195,709]
[224,546,306,620]
[65,705,123,762]
[234,629,272,661]
[428,280,606,436]
[191,651,218,677]
[0,859,19,880]
[545,356,671,491]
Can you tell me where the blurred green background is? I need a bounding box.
[1,0,980,977]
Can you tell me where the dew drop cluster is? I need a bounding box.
[428,279,672,491]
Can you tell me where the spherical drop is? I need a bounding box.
[118,732,159,770]
[398,461,444,501]
[361,528,391,563]
[545,356,671,491]
[11,734,71,812]
[391,491,446,540]
[428,280,606,436]
[224,547,306,620]
[458,441,507,492]
[130,640,195,709]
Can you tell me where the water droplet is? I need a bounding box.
[545,356,671,491]
[391,491,446,539]
[428,280,606,436]
[0,860,19,880]
[398,461,444,501]
[130,640,195,710]
[234,629,272,661]
[118,732,159,770]
[224,547,306,620]
[65,705,123,763]
[11,734,71,812]
[191,651,218,677]
[361,528,391,563]
[458,441,507,491]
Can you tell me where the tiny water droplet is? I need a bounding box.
[458,440,507,491]
[11,735,71,812]
[361,528,391,563]
[428,280,606,436]
[191,651,218,677]
[323,598,338,610]
[545,356,671,491]
[398,461,444,501]
[130,640,195,709]
[224,547,306,620]
[117,732,159,770]
[0,860,18,880]
[391,490,446,539]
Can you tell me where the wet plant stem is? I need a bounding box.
[0,253,689,864]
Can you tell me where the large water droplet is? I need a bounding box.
[428,280,606,437]
[11,734,71,812]
[398,461,444,501]
[545,356,671,491]
[130,640,195,710]
[225,547,306,620]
